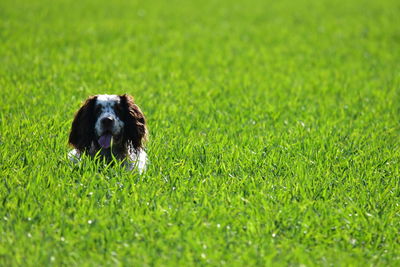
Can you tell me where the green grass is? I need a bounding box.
[1,0,400,265]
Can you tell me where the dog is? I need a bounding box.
[68,94,147,173]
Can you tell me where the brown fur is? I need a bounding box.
[120,94,147,150]
[68,96,97,152]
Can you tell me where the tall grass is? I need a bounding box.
[1,0,399,265]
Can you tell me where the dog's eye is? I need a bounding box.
[114,104,123,116]
[94,106,102,115]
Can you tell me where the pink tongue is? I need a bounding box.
[98,134,112,149]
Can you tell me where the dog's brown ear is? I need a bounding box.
[120,94,147,150]
[68,96,97,152]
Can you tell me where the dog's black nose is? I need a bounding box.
[101,117,114,128]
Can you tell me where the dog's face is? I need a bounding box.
[69,94,147,152]
[94,95,125,148]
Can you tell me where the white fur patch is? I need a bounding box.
[68,148,147,174]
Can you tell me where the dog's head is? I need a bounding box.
[69,94,147,152]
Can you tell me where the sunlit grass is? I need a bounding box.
[0,0,399,265]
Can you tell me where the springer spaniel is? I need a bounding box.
[68,94,147,173]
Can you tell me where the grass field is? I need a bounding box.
[1,0,400,265]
